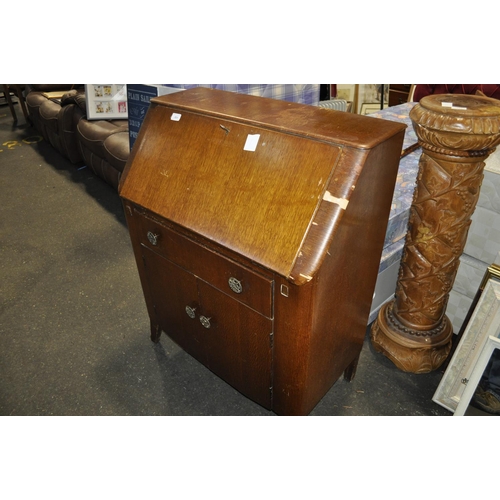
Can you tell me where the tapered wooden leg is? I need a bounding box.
[3,85,17,121]
[343,353,360,382]
[150,321,161,343]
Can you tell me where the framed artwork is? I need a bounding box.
[360,102,388,115]
[455,334,500,415]
[85,84,128,120]
[432,264,500,414]
[336,84,356,101]
[458,263,500,336]
[335,85,390,114]
[356,84,388,114]
[336,84,357,112]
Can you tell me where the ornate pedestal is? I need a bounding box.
[371,94,500,373]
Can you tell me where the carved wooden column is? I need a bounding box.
[371,93,500,373]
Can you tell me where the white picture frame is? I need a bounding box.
[85,84,128,120]
[454,335,500,415]
[432,272,500,414]
[359,102,388,115]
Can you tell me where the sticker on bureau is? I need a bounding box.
[170,113,182,121]
[244,134,260,152]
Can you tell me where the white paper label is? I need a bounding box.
[244,134,260,151]
[171,113,182,121]
[441,102,467,110]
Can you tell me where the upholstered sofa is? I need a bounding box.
[76,117,129,189]
[26,85,86,164]
[26,85,130,190]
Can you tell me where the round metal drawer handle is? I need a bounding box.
[147,231,159,246]
[185,306,196,319]
[199,315,211,329]
[228,277,243,294]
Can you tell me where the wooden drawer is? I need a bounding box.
[137,211,274,318]
[390,84,412,92]
[389,90,409,107]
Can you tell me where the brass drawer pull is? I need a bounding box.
[185,306,197,319]
[199,315,212,329]
[147,231,159,246]
[228,277,243,294]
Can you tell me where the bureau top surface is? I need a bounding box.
[120,88,406,282]
[149,87,405,149]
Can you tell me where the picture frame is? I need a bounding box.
[454,335,500,415]
[336,84,357,113]
[360,102,388,115]
[458,263,500,336]
[356,84,388,114]
[432,264,500,414]
[85,84,128,120]
[336,84,356,103]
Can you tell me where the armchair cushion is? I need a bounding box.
[76,118,130,190]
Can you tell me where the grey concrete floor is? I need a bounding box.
[0,101,479,416]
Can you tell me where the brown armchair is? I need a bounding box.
[26,85,86,164]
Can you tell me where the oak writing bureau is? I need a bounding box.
[119,88,406,415]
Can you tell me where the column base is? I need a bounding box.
[370,301,453,374]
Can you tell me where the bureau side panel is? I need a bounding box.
[273,133,404,415]
[307,133,405,411]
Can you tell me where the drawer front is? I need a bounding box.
[389,90,409,107]
[138,212,274,318]
[390,84,412,92]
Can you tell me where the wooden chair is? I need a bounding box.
[2,84,30,123]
